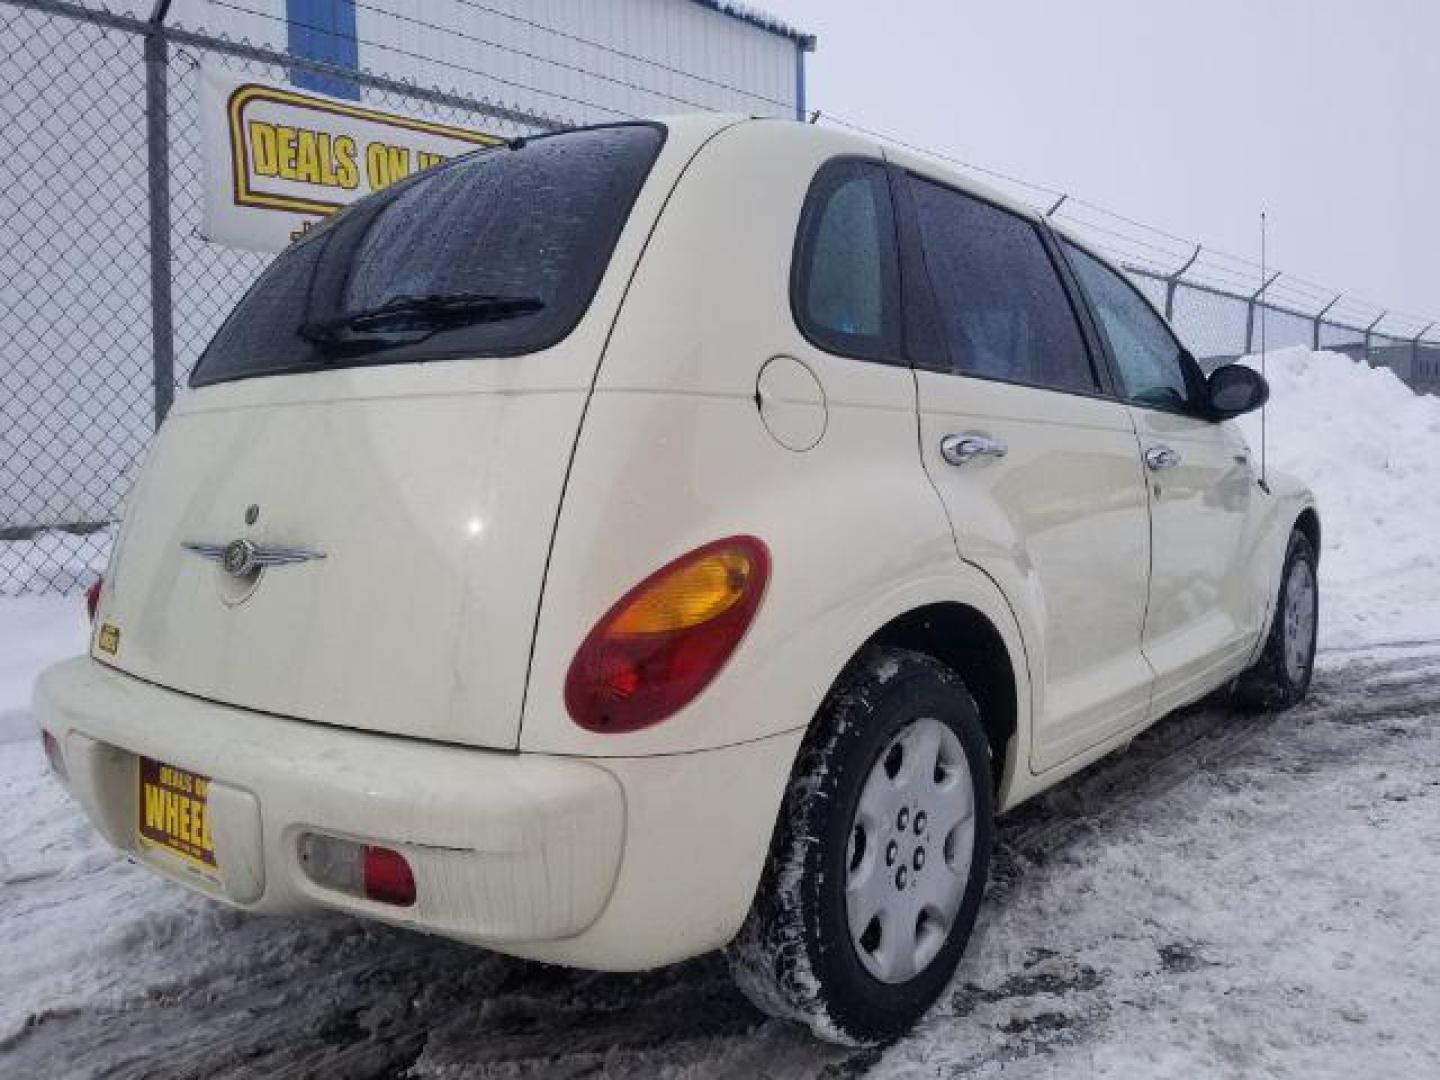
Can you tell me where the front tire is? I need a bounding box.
[726,647,994,1045]
[1235,529,1319,710]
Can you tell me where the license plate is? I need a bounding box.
[137,757,218,876]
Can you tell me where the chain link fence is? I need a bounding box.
[1118,265,1440,382]
[1,0,557,595]
[3,0,1438,595]
[1040,198,1440,385]
[1,3,149,593]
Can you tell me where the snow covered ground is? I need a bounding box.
[3,640,1436,1078]
[1,348,1438,1077]
[0,597,89,745]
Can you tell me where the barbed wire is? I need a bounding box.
[819,113,1065,202]
[18,0,1440,340]
[445,0,796,112]
[816,110,1437,336]
[8,0,1439,602]
[207,0,636,119]
[350,0,787,116]
[184,1,1440,335]
[209,0,791,121]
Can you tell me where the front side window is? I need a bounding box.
[1062,241,1198,412]
[791,160,902,362]
[191,123,665,387]
[907,176,1098,394]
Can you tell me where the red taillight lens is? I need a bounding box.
[565,536,770,733]
[362,846,417,907]
[85,577,103,622]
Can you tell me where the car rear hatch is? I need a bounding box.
[93,119,729,749]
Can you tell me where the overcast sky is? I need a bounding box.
[762,0,1440,328]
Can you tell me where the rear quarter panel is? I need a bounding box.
[519,121,1032,761]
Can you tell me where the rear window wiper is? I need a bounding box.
[299,292,546,351]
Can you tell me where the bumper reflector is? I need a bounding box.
[297,832,416,907]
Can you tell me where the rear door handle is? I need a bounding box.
[941,433,1008,466]
[1145,445,1181,471]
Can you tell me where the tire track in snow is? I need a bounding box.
[2,646,1437,1078]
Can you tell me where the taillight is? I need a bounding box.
[297,832,417,907]
[85,576,103,622]
[42,729,68,782]
[565,536,770,733]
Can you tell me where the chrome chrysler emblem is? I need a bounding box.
[223,539,258,577]
[183,539,326,578]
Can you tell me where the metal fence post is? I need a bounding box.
[1164,244,1201,321]
[1363,311,1387,367]
[145,0,174,428]
[1312,294,1342,351]
[1244,271,1282,354]
[1412,322,1434,380]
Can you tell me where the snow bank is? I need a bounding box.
[1237,347,1440,649]
[0,529,102,741]
[0,596,87,744]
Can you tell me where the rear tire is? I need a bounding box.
[1234,530,1318,710]
[726,647,994,1045]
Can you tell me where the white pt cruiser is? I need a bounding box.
[35,115,1319,1044]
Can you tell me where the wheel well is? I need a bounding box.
[865,603,1017,793]
[1295,508,1321,561]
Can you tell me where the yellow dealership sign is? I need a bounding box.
[200,66,503,252]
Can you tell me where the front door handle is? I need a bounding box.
[941,433,1008,466]
[1145,445,1181,471]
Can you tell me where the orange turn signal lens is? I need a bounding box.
[607,549,754,635]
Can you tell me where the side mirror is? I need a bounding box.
[1206,363,1269,420]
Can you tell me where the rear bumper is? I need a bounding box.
[33,658,800,969]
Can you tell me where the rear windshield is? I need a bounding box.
[191,123,665,387]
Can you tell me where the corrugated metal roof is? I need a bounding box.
[686,1,817,50]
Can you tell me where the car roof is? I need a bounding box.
[651,114,1134,283]
[657,114,1039,225]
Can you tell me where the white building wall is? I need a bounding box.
[352,0,799,122]
[167,0,801,122]
[5,0,806,532]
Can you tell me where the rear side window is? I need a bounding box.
[907,176,1098,394]
[1061,240,1200,412]
[791,160,902,363]
[191,124,665,387]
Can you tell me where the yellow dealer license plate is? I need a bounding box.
[138,757,218,877]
